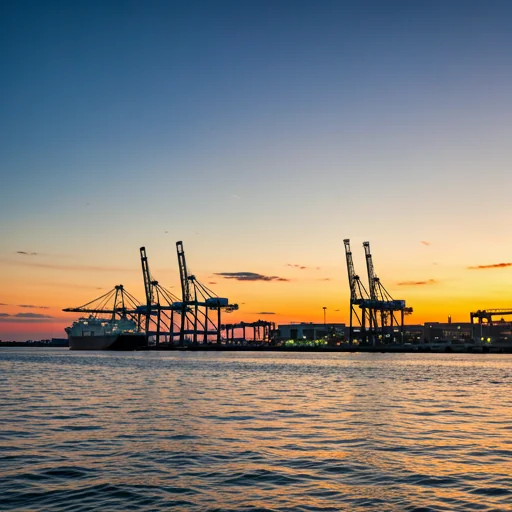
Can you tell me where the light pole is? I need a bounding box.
[323,306,327,325]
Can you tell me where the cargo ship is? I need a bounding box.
[65,315,147,350]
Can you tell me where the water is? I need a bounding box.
[1,349,511,511]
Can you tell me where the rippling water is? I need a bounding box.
[1,349,511,511]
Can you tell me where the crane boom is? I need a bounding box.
[344,239,369,301]
[363,241,379,301]
[176,241,191,303]
[140,247,153,307]
[344,239,359,301]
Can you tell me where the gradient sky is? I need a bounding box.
[1,0,512,340]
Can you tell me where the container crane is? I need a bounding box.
[139,247,181,345]
[140,246,154,335]
[343,239,372,344]
[470,308,512,343]
[176,241,238,344]
[63,285,142,327]
[362,241,412,344]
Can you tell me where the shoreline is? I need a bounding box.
[3,342,510,354]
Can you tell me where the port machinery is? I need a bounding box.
[470,308,512,341]
[139,246,181,344]
[63,241,240,346]
[63,284,144,327]
[223,320,276,343]
[174,240,238,344]
[344,239,412,345]
[138,241,239,345]
[470,308,512,325]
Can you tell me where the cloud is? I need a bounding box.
[0,312,55,322]
[286,264,307,270]
[16,251,39,256]
[208,281,217,285]
[420,241,431,246]
[18,304,50,309]
[15,313,54,319]
[215,272,289,282]
[318,278,331,281]
[0,258,135,273]
[397,279,437,286]
[468,263,512,270]
[0,303,7,306]
[334,309,340,312]
[256,311,276,315]
[39,282,104,290]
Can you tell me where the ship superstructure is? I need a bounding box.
[65,316,146,350]
[63,285,147,350]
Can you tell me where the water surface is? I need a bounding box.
[1,349,511,511]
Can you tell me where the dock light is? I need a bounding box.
[487,338,491,343]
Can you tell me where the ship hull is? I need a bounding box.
[69,333,147,351]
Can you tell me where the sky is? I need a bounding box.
[1,0,512,340]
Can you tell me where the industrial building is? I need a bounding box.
[423,322,473,344]
[277,323,346,342]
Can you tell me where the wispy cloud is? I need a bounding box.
[208,281,217,285]
[397,279,437,286]
[0,258,135,273]
[318,278,331,281]
[286,264,307,270]
[0,303,7,306]
[420,241,431,246]
[215,272,289,282]
[16,251,40,256]
[18,304,50,309]
[0,312,55,322]
[256,311,276,315]
[15,313,54,319]
[40,282,104,290]
[468,263,512,270]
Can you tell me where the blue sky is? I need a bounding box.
[1,0,512,339]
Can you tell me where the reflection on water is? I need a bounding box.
[1,349,511,511]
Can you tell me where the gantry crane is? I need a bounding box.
[470,308,512,325]
[470,308,512,342]
[139,246,181,345]
[176,241,238,344]
[362,241,412,344]
[63,285,143,327]
[343,239,373,344]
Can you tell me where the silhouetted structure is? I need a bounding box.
[344,239,412,345]
[139,246,181,344]
[175,241,238,344]
[63,285,143,327]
